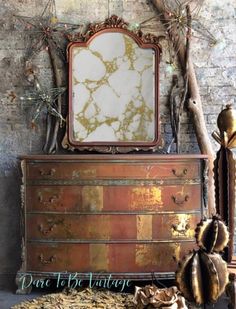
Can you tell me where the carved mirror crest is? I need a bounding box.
[63,15,162,153]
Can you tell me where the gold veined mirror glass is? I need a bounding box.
[65,16,162,153]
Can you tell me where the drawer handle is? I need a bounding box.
[172,168,187,177]
[72,171,80,178]
[39,168,56,176]
[38,194,59,205]
[172,223,190,235]
[38,218,64,234]
[172,195,189,205]
[38,222,56,235]
[39,254,56,264]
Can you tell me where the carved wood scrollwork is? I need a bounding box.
[67,15,163,50]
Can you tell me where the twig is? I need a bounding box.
[176,4,191,153]
[43,113,52,153]
[45,39,63,154]
[167,75,179,153]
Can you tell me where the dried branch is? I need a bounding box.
[167,75,180,153]
[44,39,63,153]
[176,4,191,152]
[151,0,215,213]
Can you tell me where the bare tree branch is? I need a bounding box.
[151,0,215,214]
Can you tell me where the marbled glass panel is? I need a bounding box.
[71,32,155,143]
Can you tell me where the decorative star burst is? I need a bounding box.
[140,0,217,53]
[14,0,82,61]
[132,0,217,76]
[14,0,81,152]
[20,79,66,127]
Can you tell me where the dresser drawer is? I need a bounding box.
[25,161,200,180]
[26,184,202,212]
[27,242,196,273]
[27,213,200,241]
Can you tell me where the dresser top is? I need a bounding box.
[20,154,208,161]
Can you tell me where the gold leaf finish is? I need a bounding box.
[131,187,163,209]
[136,215,152,240]
[135,244,153,267]
[89,244,108,272]
[171,214,193,238]
[81,186,103,212]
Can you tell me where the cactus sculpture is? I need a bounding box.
[195,216,229,253]
[176,217,229,305]
[212,104,236,262]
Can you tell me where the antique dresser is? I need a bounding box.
[16,15,209,294]
[16,154,208,293]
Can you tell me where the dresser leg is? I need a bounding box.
[15,272,32,294]
[226,273,236,309]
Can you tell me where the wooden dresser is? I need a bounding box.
[16,154,208,293]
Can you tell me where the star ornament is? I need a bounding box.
[14,0,82,61]
[140,0,217,51]
[20,81,66,127]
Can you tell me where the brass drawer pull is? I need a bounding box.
[172,223,190,235]
[39,254,56,264]
[72,171,80,178]
[38,218,64,234]
[172,195,189,205]
[38,222,56,235]
[172,168,188,177]
[38,194,59,205]
[39,168,56,176]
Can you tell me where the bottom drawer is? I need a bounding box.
[27,242,196,273]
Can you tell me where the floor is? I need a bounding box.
[0,290,47,309]
[0,288,230,309]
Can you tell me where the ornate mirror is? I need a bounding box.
[64,16,162,153]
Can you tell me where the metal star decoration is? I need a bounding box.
[14,0,83,61]
[20,78,66,128]
[14,0,82,153]
[138,0,217,58]
[162,0,215,40]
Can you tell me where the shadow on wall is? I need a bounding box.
[0,156,22,290]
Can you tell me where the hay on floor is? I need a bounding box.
[11,288,136,309]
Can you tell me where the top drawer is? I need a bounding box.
[25,161,201,181]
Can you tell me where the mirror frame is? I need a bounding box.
[63,15,163,153]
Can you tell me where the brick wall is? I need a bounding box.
[0,0,235,289]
